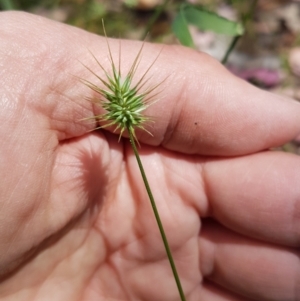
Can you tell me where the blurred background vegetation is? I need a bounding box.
[0,1,298,44]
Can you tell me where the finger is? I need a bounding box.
[0,11,93,141]
[2,12,300,156]
[203,151,300,247]
[199,281,254,301]
[199,219,300,301]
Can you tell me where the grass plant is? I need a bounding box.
[81,26,186,301]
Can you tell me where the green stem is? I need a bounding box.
[221,35,240,65]
[141,0,171,40]
[127,126,186,301]
[221,0,258,65]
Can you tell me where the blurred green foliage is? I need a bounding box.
[172,3,244,48]
[0,0,248,39]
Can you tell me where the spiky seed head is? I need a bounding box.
[82,38,161,143]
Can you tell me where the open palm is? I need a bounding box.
[1,12,300,301]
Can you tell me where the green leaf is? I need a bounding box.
[172,7,195,48]
[123,0,138,8]
[182,4,244,36]
[0,0,17,10]
[86,1,106,21]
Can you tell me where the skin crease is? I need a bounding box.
[0,10,300,301]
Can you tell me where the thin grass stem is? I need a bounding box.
[140,0,172,40]
[221,35,240,65]
[127,125,186,301]
[221,0,258,64]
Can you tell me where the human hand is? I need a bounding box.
[1,11,300,301]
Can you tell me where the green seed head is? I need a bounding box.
[100,65,149,133]
[82,37,161,142]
